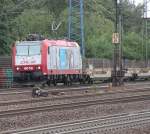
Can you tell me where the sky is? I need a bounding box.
[132,0,150,18]
[134,0,143,5]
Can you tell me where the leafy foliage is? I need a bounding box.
[0,0,147,60]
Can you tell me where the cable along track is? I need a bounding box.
[3,110,150,134]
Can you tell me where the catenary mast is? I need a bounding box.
[68,0,85,57]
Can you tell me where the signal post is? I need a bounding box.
[111,0,124,87]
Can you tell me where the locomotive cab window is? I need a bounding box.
[16,42,41,56]
[29,45,41,55]
[16,45,28,56]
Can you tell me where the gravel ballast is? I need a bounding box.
[1,100,150,131]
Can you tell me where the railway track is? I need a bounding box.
[0,81,150,96]
[0,84,108,95]
[1,93,150,118]
[2,110,150,134]
[1,86,150,107]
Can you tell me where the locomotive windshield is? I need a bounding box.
[16,42,41,56]
[16,45,28,56]
[29,45,40,55]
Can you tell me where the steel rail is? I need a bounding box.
[1,81,150,93]
[0,81,150,96]
[58,117,150,134]
[3,110,150,134]
[1,86,150,107]
[0,85,108,95]
[1,94,150,118]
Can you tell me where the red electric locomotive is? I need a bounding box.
[12,37,91,85]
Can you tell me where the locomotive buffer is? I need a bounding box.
[111,0,125,86]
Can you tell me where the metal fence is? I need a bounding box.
[0,56,13,88]
[84,58,150,69]
[83,58,112,68]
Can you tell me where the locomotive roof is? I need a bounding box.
[16,41,42,45]
[15,39,79,47]
[43,39,79,47]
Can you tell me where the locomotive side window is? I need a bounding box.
[16,45,28,56]
[59,48,69,69]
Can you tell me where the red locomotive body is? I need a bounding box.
[12,39,87,85]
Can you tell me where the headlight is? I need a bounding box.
[16,67,20,71]
[38,66,41,70]
[36,66,41,70]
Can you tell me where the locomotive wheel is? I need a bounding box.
[88,77,93,84]
[46,80,51,87]
[63,78,66,86]
[67,75,72,86]
[63,75,67,86]
[87,75,93,84]
[53,80,57,86]
[80,75,86,84]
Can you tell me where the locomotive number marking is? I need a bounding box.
[24,67,34,70]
